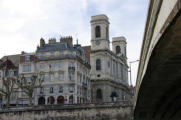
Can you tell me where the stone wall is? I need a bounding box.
[0,101,133,120]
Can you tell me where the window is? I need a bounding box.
[26,77,31,83]
[69,72,74,80]
[59,86,63,93]
[39,63,45,69]
[11,92,16,100]
[25,56,30,62]
[40,74,45,80]
[9,71,14,76]
[59,72,64,80]
[58,62,61,68]
[50,73,54,81]
[50,87,53,93]
[23,64,31,72]
[69,62,74,67]
[80,74,82,83]
[95,26,101,38]
[108,61,110,68]
[80,87,82,95]
[116,46,121,54]
[43,74,48,82]
[14,70,18,76]
[77,86,79,94]
[5,69,9,77]
[51,62,60,69]
[68,62,75,71]
[96,59,101,70]
[69,86,74,93]
[96,89,102,99]
[50,52,54,58]
[40,88,44,94]
[21,92,26,97]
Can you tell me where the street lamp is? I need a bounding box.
[129,60,139,86]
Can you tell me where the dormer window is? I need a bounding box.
[25,56,30,62]
[95,26,101,38]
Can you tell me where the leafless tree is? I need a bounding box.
[0,77,16,107]
[17,75,44,105]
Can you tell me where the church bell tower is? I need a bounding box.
[90,14,110,50]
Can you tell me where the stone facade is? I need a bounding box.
[90,14,131,102]
[0,59,19,106]
[18,37,91,105]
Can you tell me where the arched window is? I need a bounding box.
[95,26,101,38]
[57,96,64,104]
[96,89,102,99]
[116,46,121,54]
[47,96,55,105]
[38,97,45,105]
[69,95,74,104]
[96,59,101,70]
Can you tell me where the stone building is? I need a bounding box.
[18,52,36,105]
[90,14,131,102]
[0,59,19,106]
[33,37,91,105]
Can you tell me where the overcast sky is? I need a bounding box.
[0,0,148,86]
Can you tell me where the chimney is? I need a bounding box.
[40,38,45,47]
[60,36,73,46]
[48,38,56,44]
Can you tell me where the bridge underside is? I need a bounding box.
[135,10,181,120]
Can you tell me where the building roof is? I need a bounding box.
[1,54,20,67]
[82,46,91,63]
[36,42,74,52]
[0,59,17,69]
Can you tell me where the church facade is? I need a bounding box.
[90,14,131,102]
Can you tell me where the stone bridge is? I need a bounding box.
[134,0,181,120]
[0,101,133,120]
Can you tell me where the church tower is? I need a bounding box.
[90,14,110,50]
[90,14,131,103]
[112,36,127,58]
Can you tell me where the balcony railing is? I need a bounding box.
[68,66,75,71]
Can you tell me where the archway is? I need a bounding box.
[57,96,64,104]
[47,96,55,105]
[69,95,73,104]
[38,97,45,105]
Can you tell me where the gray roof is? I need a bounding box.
[36,42,75,52]
[1,54,20,67]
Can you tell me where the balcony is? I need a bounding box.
[68,66,75,71]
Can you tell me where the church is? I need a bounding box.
[89,14,131,102]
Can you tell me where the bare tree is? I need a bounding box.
[0,77,16,107]
[17,75,44,105]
